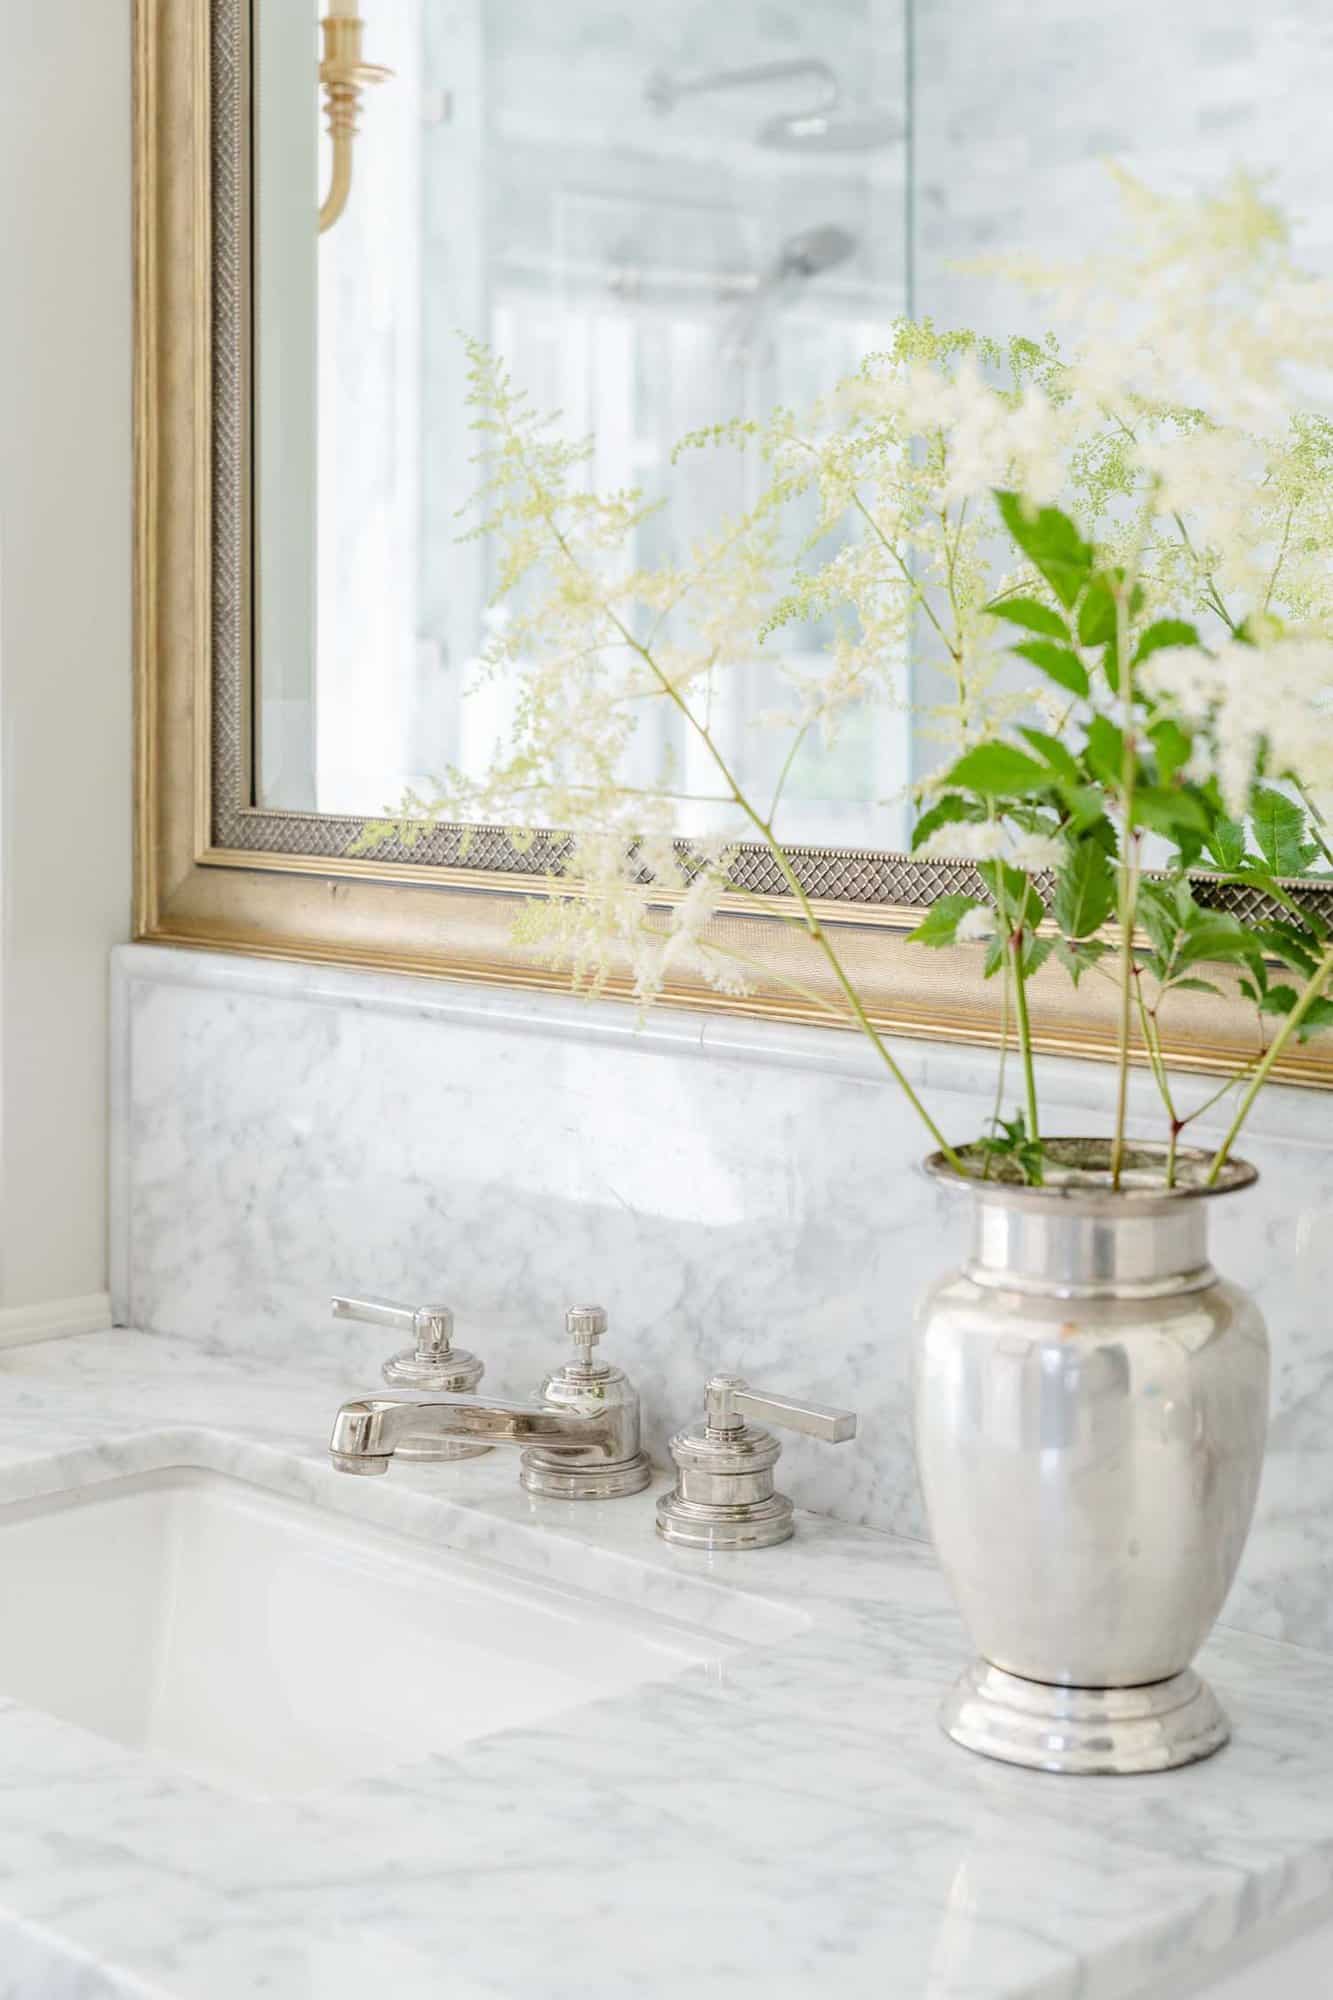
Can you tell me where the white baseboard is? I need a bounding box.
[0,1293,113,1350]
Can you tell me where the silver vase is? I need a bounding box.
[914,1140,1269,1776]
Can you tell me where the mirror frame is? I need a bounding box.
[134,0,1333,1088]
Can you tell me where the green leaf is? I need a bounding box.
[1297,997,1333,1042]
[910,793,979,853]
[986,597,1070,640]
[1137,880,1184,961]
[1131,787,1212,838]
[1023,935,1056,978]
[1133,618,1200,664]
[1250,786,1319,876]
[1012,640,1090,699]
[1148,717,1191,785]
[907,894,984,949]
[1052,937,1111,986]
[1173,912,1264,974]
[1258,984,1299,1016]
[1017,727,1081,786]
[1059,785,1116,837]
[1053,841,1116,940]
[1173,977,1223,996]
[1084,715,1127,787]
[994,492,1095,610]
[1077,573,1118,647]
[979,860,1045,931]
[977,1110,1046,1186]
[942,743,1053,797]
[1251,920,1322,978]
[985,932,1054,981]
[1203,817,1249,871]
[1214,867,1327,935]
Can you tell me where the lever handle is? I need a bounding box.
[331,1293,454,1360]
[704,1374,856,1443]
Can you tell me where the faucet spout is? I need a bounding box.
[330,1388,629,1476]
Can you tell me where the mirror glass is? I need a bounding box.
[253,1,1331,851]
[255,0,910,844]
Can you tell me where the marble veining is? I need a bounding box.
[111,945,1333,1659]
[1,1332,1333,1996]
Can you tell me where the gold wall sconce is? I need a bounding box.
[319,5,391,234]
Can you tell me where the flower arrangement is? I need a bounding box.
[359,173,1333,1189]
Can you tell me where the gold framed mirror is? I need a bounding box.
[134,0,1333,1086]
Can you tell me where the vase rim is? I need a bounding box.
[923,1137,1258,1209]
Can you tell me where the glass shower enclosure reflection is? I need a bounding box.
[256,0,911,845]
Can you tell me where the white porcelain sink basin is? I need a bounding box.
[0,1467,798,1796]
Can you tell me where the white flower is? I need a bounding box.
[956,906,999,944]
[895,356,1073,508]
[920,820,1007,860]
[1009,832,1067,872]
[1142,635,1333,817]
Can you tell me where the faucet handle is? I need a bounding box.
[563,1303,608,1375]
[332,1293,455,1361]
[704,1374,857,1443]
[330,1292,488,1460]
[657,1372,858,1552]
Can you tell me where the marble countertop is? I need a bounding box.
[3,1333,1333,1999]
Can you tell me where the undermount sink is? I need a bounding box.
[0,1467,801,1797]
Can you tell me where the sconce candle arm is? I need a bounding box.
[318,13,391,235]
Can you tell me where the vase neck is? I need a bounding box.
[967,1198,1215,1299]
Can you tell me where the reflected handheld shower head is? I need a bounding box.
[724,223,859,361]
[775,223,858,281]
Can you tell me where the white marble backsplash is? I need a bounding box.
[111,943,1333,1653]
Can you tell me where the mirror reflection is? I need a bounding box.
[256,0,909,841]
[254,1,1333,854]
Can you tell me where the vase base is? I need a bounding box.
[941,1659,1230,1775]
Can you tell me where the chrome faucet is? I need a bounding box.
[330,1386,637,1476]
[330,1292,490,1462]
[329,1303,650,1497]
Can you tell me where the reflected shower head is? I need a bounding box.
[645,57,901,154]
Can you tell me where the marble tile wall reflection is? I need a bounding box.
[114,945,1333,1655]
[914,0,1333,340]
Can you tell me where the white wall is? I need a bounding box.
[0,3,132,1317]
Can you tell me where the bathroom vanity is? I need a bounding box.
[0,1325,1331,1998]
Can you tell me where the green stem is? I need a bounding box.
[983,945,1013,1181]
[1207,942,1333,1183]
[767,720,812,828]
[1263,503,1296,615]
[850,491,961,665]
[1169,509,1240,637]
[1133,976,1171,1108]
[1177,1069,1247,1130]
[1009,935,1040,1142]
[1110,576,1138,1190]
